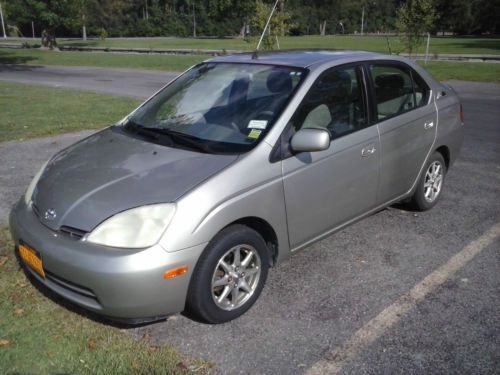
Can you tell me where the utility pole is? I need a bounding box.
[32,21,35,39]
[0,2,6,39]
[361,6,365,35]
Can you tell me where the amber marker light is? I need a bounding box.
[164,266,188,279]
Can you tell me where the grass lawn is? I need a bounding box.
[0,48,209,72]
[1,47,499,83]
[418,61,500,83]
[2,35,499,55]
[0,81,140,142]
[0,227,208,374]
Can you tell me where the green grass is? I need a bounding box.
[418,61,500,83]
[0,81,141,142]
[0,48,208,71]
[1,47,499,83]
[0,226,209,374]
[2,35,499,55]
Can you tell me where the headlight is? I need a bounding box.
[85,204,175,249]
[24,159,50,205]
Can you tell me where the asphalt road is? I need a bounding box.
[0,64,176,98]
[0,69,498,374]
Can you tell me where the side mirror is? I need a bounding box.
[290,128,330,153]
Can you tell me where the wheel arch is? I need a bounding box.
[435,145,450,169]
[223,217,279,267]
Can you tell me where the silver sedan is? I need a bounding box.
[10,51,463,323]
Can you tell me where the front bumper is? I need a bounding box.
[9,200,207,320]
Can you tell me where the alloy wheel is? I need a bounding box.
[424,161,444,203]
[211,244,262,311]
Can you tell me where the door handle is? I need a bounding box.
[424,121,434,130]
[361,144,376,157]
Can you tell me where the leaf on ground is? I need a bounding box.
[10,292,21,304]
[131,360,140,370]
[0,256,8,267]
[14,308,24,316]
[0,339,12,347]
[87,337,96,351]
[176,361,188,371]
[47,351,54,359]
[148,345,159,353]
[140,334,150,343]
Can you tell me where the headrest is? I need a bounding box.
[375,74,404,90]
[309,70,352,101]
[267,71,293,93]
[229,76,250,104]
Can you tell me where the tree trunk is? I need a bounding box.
[279,0,285,36]
[42,29,57,50]
[320,21,327,36]
[82,14,87,41]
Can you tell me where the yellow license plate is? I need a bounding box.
[19,243,45,278]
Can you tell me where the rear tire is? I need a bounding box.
[186,225,269,323]
[409,151,447,211]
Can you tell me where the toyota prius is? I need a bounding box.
[10,51,463,323]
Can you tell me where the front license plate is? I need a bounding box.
[19,243,45,278]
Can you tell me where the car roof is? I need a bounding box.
[208,50,383,68]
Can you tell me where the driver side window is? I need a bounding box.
[292,66,367,139]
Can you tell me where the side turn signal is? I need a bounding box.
[164,266,188,279]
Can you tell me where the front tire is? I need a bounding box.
[409,151,447,211]
[186,225,269,323]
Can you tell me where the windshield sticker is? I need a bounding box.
[248,120,268,130]
[247,129,262,139]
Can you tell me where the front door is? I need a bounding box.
[281,65,380,249]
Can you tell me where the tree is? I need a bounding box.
[250,0,291,50]
[396,0,436,56]
[6,0,80,48]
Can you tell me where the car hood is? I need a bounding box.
[32,128,238,232]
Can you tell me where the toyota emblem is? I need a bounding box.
[44,208,57,221]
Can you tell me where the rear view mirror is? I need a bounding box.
[290,128,330,153]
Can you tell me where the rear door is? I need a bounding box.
[281,64,380,249]
[367,62,437,203]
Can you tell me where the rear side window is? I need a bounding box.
[369,63,431,121]
[369,65,416,120]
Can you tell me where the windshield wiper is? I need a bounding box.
[154,128,212,153]
[126,122,210,153]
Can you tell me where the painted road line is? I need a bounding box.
[306,222,500,375]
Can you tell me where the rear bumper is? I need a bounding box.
[9,200,206,320]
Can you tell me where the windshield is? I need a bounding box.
[124,62,306,154]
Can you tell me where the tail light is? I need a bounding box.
[460,103,464,123]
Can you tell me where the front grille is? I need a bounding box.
[45,270,97,300]
[60,226,87,240]
[23,265,102,310]
[33,204,87,240]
